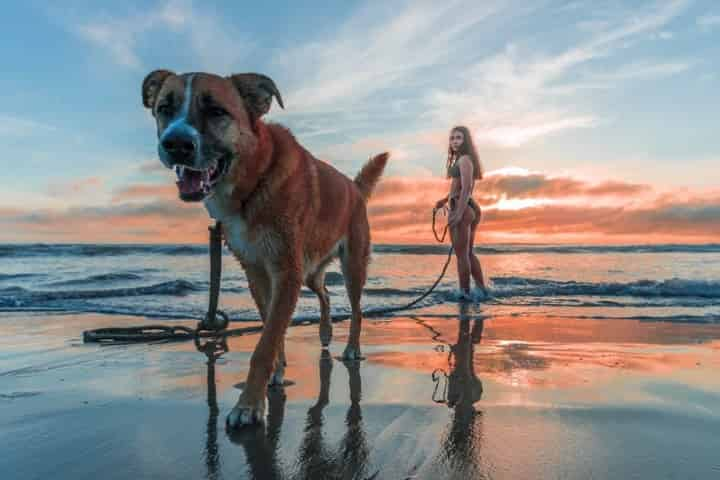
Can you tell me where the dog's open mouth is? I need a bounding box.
[174,157,229,201]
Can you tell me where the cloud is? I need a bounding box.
[136,159,169,174]
[363,170,714,242]
[1,200,208,243]
[368,193,720,243]
[275,0,504,113]
[697,14,720,31]
[0,115,57,137]
[369,171,653,211]
[73,0,249,72]
[111,184,177,203]
[582,60,691,82]
[77,22,143,69]
[2,170,716,244]
[47,177,105,198]
[263,0,694,186]
[480,116,599,147]
[424,0,691,147]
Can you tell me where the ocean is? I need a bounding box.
[1,243,719,325]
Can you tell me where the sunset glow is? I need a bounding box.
[0,0,717,245]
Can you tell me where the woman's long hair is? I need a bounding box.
[446,126,483,180]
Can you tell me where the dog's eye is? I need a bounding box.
[207,106,228,118]
[157,103,174,116]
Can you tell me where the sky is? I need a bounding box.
[1,0,719,244]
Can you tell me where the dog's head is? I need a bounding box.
[142,70,283,202]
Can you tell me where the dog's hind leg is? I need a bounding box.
[307,265,332,348]
[340,208,371,361]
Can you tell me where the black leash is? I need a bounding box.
[204,221,228,330]
[432,205,450,243]
[83,211,454,344]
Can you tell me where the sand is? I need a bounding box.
[2,311,720,479]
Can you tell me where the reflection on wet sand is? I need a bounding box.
[198,335,372,480]
[293,351,370,479]
[192,301,720,479]
[195,303,493,479]
[418,303,487,478]
[196,336,228,480]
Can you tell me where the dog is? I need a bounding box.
[141,70,388,428]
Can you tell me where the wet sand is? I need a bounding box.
[2,309,720,479]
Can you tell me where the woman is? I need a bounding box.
[434,126,487,299]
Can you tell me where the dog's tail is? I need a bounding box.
[354,152,389,201]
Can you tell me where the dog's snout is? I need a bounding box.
[161,134,196,163]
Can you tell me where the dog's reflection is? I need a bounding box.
[293,351,370,479]
[206,347,369,480]
[196,335,287,479]
[197,306,485,479]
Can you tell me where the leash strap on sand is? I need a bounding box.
[82,325,196,343]
[83,221,257,344]
[83,209,454,344]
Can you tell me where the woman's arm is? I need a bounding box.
[434,195,449,210]
[448,155,473,226]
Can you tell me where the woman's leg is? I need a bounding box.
[468,201,487,292]
[450,203,474,295]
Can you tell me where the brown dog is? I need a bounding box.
[141,70,388,428]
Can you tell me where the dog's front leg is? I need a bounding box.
[227,262,302,428]
[245,264,285,386]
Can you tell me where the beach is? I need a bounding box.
[2,311,719,479]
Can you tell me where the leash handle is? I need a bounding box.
[432,207,450,243]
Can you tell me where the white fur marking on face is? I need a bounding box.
[167,74,195,132]
[158,74,205,169]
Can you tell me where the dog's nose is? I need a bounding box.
[161,134,196,163]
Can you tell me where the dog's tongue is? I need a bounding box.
[176,169,202,194]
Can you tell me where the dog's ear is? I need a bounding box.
[142,69,175,109]
[228,73,285,119]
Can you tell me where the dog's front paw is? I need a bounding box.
[226,398,265,429]
[342,344,364,361]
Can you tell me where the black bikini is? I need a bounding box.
[447,159,481,218]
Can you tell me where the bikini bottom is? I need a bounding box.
[449,197,481,222]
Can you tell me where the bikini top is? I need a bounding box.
[447,157,472,178]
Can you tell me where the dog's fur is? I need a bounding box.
[142,70,388,428]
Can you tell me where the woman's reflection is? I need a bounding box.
[419,303,486,478]
[441,303,485,475]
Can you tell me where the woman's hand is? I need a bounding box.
[434,198,448,211]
